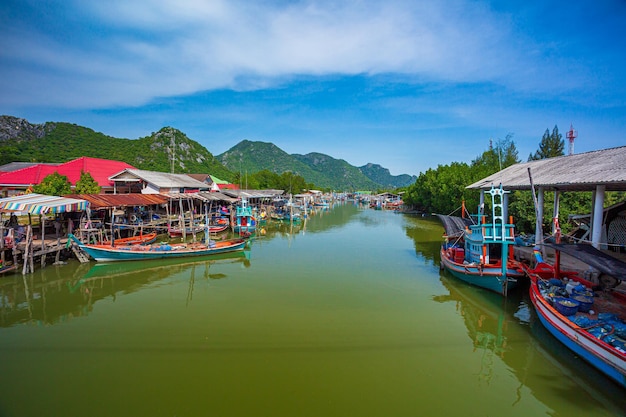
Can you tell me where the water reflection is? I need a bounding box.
[404,213,626,413]
[433,273,626,413]
[402,214,444,264]
[434,275,509,385]
[0,251,250,328]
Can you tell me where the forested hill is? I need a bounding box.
[0,116,415,190]
[0,116,234,181]
[218,140,381,190]
[358,163,417,188]
[292,152,380,190]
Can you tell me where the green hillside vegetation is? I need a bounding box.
[292,152,379,190]
[358,163,417,188]
[234,169,313,195]
[0,117,234,181]
[403,133,624,234]
[217,140,317,179]
[1,116,418,191]
[218,140,381,190]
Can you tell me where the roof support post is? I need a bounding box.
[552,190,560,236]
[534,187,544,249]
[479,190,485,217]
[591,184,605,249]
[502,191,509,223]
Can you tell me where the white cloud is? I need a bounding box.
[1,0,570,109]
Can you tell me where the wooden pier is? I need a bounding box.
[1,223,92,275]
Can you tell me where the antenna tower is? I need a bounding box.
[566,123,577,155]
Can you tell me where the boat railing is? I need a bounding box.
[470,223,515,243]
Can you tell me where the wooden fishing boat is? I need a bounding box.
[270,210,285,221]
[0,262,17,275]
[234,198,256,233]
[171,223,229,237]
[206,224,228,234]
[168,225,205,238]
[69,233,248,262]
[104,231,158,246]
[438,184,524,296]
[523,244,626,389]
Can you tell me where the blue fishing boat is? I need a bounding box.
[69,233,247,262]
[438,184,524,296]
[523,245,626,389]
[234,198,256,233]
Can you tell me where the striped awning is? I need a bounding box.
[0,193,89,214]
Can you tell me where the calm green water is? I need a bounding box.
[0,203,624,417]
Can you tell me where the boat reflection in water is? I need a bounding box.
[433,274,510,385]
[433,273,626,414]
[0,250,250,328]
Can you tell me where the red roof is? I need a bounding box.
[0,157,136,187]
[219,183,240,190]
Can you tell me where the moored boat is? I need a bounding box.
[69,233,248,262]
[0,262,16,275]
[234,198,256,233]
[205,224,228,234]
[104,231,158,246]
[438,184,524,296]
[523,245,626,389]
[168,225,205,238]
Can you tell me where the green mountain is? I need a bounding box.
[359,163,416,188]
[1,116,415,191]
[217,139,315,178]
[0,116,233,180]
[292,152,380,190]
[218,140,380,190]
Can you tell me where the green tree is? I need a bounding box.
[471,134,519,180]
[404,136,519,216]
[528,125,564,161]
[74,171,101,194]
[32,172,72,196]
[277,171,308,194]
[251,169,280,189]
[404,162,474,215]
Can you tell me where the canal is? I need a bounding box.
[0,203,624,416]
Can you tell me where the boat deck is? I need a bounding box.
[514,245,626,292]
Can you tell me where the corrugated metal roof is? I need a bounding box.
[165,191,237,204]
[64,193,169,209]
[110,169,210,189]
[0,162,59,172]
[467,146,626,191]
[197,191,239,203]
[0,157,134,187]
[221,189,284,199]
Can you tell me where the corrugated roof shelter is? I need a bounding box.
[197,191,239,203]
[467,146,626,191]
[109,169,210,194]
[0,157,135,195]
[0,193,88,214]
[187,174,239,191]
[466,145,626,250]
[64,193,169,209]
[0,162,59,173]
[221,189,284,199]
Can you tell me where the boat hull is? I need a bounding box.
[70,234,247,262]
[0,264,17,274]
[207,225,228,234]
[234,225,256,233]
[106,232,158,246]
[440,247,521,295]
[529,277,626,389]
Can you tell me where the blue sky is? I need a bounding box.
[1,0,625,176]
